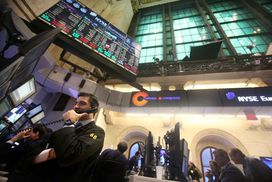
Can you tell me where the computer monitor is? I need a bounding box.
[0,97,12,118]
[30,111,45,124]
[10,115,27,132]
[4,104,27,123]
[159,149,166,166]
[0,120,10,141]
[8,77,36,106]
[164,123,187,181]
[0,120,9,132]
[260,157,272,169]
[181,139,189,176]
[26,105,43,119]
[143,131,155,177]
[144,131,154,167]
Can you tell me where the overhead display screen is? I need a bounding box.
[219,87,272,106]
[130,87,272,107]
[38,0,141,75]
[187,89,222,107]
[131,90,187,107]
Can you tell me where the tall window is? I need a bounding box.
[136,8,163,63]
[201,147,216,182]
[172,4,212,60]
[129,142,144,167]
[255,0,272,13]
[207,0,272,55]
[131,0,272,64]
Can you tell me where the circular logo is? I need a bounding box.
[132,92,149,106]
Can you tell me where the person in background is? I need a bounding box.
[98,141,129,169]
[229,148,272,182]
[41,92,105,182]
[129,151,141,171]
[94,141,129,182]
[205,160,220,182]
[0,0,10,14]
[213,149,246,182]
[188,161,202,182]
[0,124,49,182]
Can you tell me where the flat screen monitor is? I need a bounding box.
[0,97,12,118]
[10,115,27,132]
[260,157,272,169]
[159,149,166,166]
[37,0,141,76]
[0,120,8,132]
[30,111,45,124]
[144,131,154,166]
[4,104,27,123]
[26,105,43,119]
[8,77,36,106]
[143,131,155,177]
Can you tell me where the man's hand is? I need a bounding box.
[48,148,56,159]
[34,148,56,163]
[63,110,87,123]
[10,129,31,142]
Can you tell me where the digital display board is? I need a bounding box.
[130,90,187,107]
[130,87,272,108]
[158,90,187,107]
[219,87,272,106]
[38,0,141,75]
[187,89,222,107]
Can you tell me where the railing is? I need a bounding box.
[138,55,272,77]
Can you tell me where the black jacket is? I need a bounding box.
[219,162,246,182]
[49,121,105,182]
[0,139,48,182]
[243,157,272,182]
[94,149,129,182]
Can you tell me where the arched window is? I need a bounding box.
[129,142,144,168]
[200,147,216,182]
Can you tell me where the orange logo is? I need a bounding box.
[132,92,149,106]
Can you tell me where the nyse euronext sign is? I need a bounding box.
[226,92,272,102]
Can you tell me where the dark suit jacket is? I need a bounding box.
[219,162,246,182]
[0,139,48,182]
[243,157,272,182]
[94,149,129,182]
[98,149,129,169]
[50,121,105,182]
